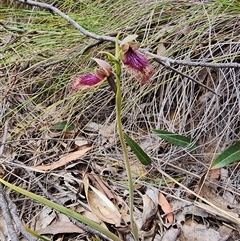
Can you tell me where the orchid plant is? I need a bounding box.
[70,34,154,240]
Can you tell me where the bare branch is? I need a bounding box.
[142,49,240,68]
[17,0,115,42]
[155,59,222,97]
[17,0,240,69]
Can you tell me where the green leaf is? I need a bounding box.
[124,133,151,165]
[24,224,51,241]
[51,120,74,131]
[211,141,240,169]
[153,129,195,150]
[0,179,122,241]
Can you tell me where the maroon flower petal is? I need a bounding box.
[123,47,149,72]
[122,47,154,84]
[140,65,155,85]
[70,73,106,92]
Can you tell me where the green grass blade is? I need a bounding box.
[124,133,151,165]
[23,224,51,241]
[153,129,195,150]
[211,141,240,169]
[0,179,123,241]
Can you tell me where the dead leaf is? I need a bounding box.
[197,183,240,214]
[208,168,221,182]
[99,123,115,144]
[115,196,130,224]
[34,147,91,171]
[83,174,122,225]
[157,39,166,56]
[74,138,88,147]
[38,221,84,235]
[37,213,84,235]
[140,222,157,240]
[182,222,221,241]
[35,207,56,231]
[161,226,180,241]
[141,187,158,231]
[88,173,116,204]
[158,192,174,223]
[84,122,103,132]
[195,201,240,226]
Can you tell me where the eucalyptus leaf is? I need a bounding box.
[124,133,151,165]
[211,141,240,169]
[153,129,195,150]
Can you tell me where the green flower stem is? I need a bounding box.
[115,65,138,240]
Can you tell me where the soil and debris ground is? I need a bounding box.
[0,0,240,240]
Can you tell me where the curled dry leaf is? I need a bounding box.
[83,174,122,225]
[141,187,158,231]
[88,173,116,203]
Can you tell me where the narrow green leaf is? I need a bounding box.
[51,120,74,131]
[153,129,195,150]
[0,179,123,241]
[124,133,151,165]
[211,141,240,169]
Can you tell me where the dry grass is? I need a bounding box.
[0,0,240,240]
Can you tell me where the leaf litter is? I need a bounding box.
[1,0,240,240]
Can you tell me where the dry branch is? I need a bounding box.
[17,0,240,69]
[0,184,19,241]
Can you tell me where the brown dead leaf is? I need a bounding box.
[83,174,122,225]
[157,39,166,56]
[37,213,84,235]
[158,192,174,223]
[88,173,116,204]
[34,147,91,171]
[76,206,109,230]
[208,168,221,182]
[196,171,240,214]
[141,187,158,231]
[115,196,130,224]
[195,199,240,226]
[38,221,84,235]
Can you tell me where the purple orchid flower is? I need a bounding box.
[70,58,112,92]
[120,35,154,84]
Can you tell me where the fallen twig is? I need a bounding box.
[0,183,19,241]
[17,0,240,69]
[5,195,38,241]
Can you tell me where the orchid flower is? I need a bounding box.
[120,35,154,84]
[69,58,112,92]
